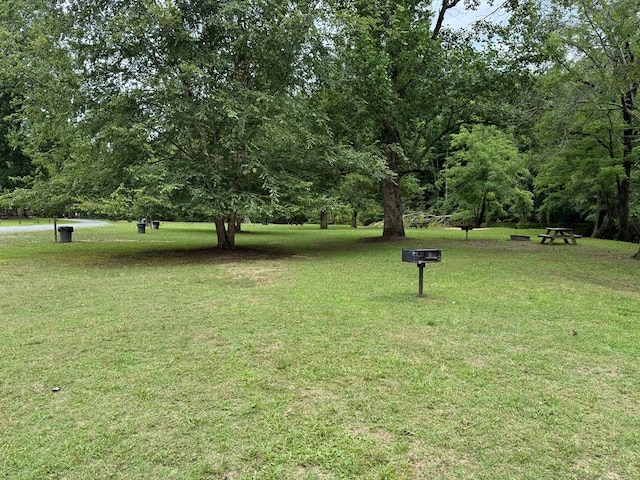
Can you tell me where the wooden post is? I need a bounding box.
[417,262,425,298]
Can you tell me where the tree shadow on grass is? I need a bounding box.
[100,231,434,267]
[73,227,439,270]
[100,246,291,268]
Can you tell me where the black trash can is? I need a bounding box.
[152,220,160,230]
[58,226,74,243]
[137,222,146,234]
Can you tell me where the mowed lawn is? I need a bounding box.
[1,221,639,480]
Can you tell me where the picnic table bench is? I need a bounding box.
[538,227,582,245]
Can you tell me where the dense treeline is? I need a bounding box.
[0,0,638,248]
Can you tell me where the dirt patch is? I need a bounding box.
[216,263,286,287]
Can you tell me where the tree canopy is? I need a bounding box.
[534,0,639,241]
[1,0,639,250]
[446,125,532,227]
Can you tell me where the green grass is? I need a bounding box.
[0,217,56,227]
[1,222,639,479]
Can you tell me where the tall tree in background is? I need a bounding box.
[0,0,84,216]
[445,125,532,226]
[0,86,32,195]
[538,0,639,241]
[0,3,32,197]
[338,172,380,227]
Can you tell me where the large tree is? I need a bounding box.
[26,0,324,248]
[322,0,540,239]
[323,0,451,238]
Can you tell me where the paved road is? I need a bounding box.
[0,219,109,234]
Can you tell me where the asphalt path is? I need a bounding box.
[0,219,109,234]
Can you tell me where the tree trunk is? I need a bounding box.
[619,101,634,241]
[320,210,329,230]
[617,153,633,241]
[591,207,611,238]
[475,195,487,228]
[214,212,237,249]
[381,124,405,238]
[382,177,404,237]
[351,210,358,228]
[618,51,637,242]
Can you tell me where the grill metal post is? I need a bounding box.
[402,248,442,298]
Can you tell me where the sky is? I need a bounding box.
[443,1,511,31]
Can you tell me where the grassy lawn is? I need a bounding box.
[1,221,639,479]
[0,217,56,227]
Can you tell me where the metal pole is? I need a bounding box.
[417,262,425,297]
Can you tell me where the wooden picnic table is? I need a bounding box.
[538,227,582,245]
